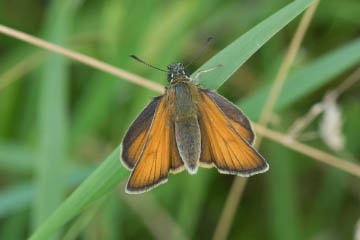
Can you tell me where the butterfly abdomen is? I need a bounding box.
[172,82,201,174]
[175,117,200,174]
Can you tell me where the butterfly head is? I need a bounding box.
[167,63,190,83]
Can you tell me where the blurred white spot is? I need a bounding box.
[319,95,345,152]
[355,218,360,240]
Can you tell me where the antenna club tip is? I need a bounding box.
[129,55,168,72]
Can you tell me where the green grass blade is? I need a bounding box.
[62,196,107,240]
[33,0,82,233]
[239,37,360,120]
[29,148,125,240]
[197,0,315,90]
[175,171,213,237]
[266,141,302,240]
[29,1,319,239]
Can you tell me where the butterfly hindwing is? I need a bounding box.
[169,128,185,173]
[126,96,183,193]
[197,89,268,176]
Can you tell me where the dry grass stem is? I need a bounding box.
[253,123,360,177]
[212,2,320,239]
[0,24,164,93]
[288,103,324,138]
[334,66,360,96]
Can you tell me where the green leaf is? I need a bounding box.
[197,0,316,90]
[33,0,83,234]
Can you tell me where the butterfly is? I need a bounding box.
[121,56,269,194]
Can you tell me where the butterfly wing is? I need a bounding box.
[121,96,162,169]
[125,96,183,194]
[197,89,268,176]
[202,89,254,144]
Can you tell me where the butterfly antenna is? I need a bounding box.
[185,36,214,69]
[130,55,168,72]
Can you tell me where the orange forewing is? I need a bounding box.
[198,90,268,175]
[202,89,254,144]
[126,97,183,193]
[121,96,162,169]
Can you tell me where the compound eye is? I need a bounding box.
[167,74,172,82]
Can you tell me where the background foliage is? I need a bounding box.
[0,0,359,239]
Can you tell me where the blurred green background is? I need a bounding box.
[0,0,360,239]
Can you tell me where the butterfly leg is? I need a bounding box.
[193,64,223,84]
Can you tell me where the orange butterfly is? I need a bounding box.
[121,57,268,194]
